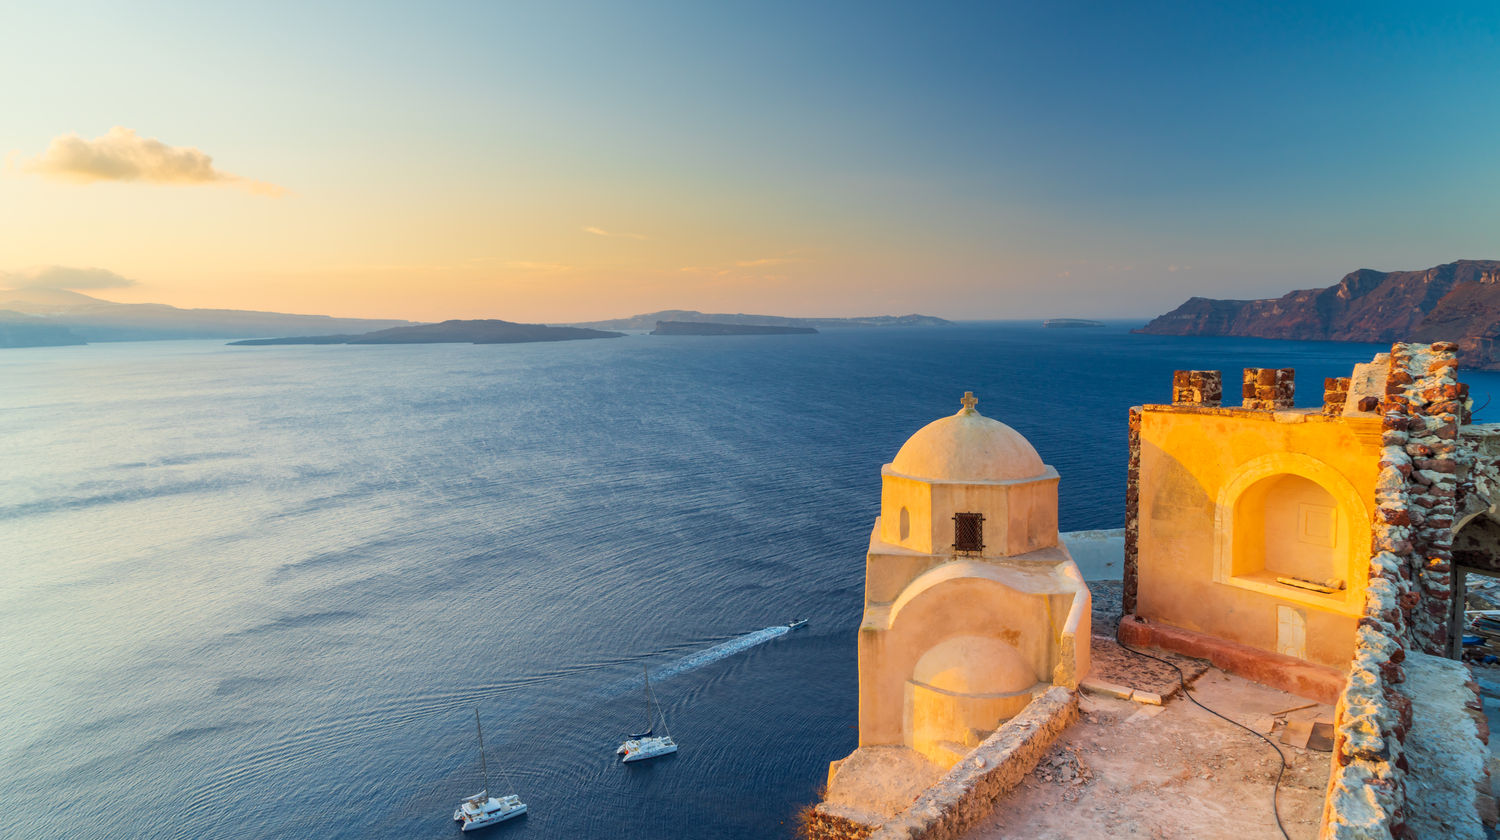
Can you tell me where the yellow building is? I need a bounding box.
[849,392,1091,768]
[1122,367,1386,700]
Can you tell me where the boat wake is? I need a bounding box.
[599,625,792,697]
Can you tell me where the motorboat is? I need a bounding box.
[786,618,809,630]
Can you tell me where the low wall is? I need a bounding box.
[802,688,1077,840]
[870,687,1077,840]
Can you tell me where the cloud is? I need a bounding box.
[734,257,799,268]
[1,265,137,290]
[23,127,285,196]
[582,226,645,240]
[506,261,572,273]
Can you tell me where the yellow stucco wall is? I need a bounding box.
[1136,406,1382,669]
[878,468,1059,558]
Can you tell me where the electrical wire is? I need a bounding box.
[1115,639,1291,840]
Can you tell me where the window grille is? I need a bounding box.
[953,512,984,553]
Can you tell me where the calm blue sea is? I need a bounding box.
[5,324,1499,840]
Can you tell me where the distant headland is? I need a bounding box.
[228,320,623,346]
[0,287,951,349]
[1042,318,1104,328]
[1138,259,1500,369]
[649,321,817,336]
[568,310,950,330]
[0,287,413,347]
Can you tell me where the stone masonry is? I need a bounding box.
[1325,377,1352,416]
[1172,370,1223,407]
[1243,367,1295,410]
[1122,406,1141,616]
[1320,341,1479,839]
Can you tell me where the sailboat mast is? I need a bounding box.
[642,664,654,732]
[643,665,671,739]
[474,708,491,796]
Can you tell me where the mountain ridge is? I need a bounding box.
[0,288,415,342]
[1137,260,1500,369]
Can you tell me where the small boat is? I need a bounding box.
[617,664,677,763]
[453,708,527,831]
[786,618,809,630]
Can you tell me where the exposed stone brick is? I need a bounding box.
[1171,370,1222,407]
[1242,367,1294,410]
[1123,406,1141,616]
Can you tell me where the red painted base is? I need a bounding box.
[1116,614,1345,705]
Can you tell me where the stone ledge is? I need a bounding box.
[866,686,1077,840]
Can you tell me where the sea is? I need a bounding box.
[5,323,1499,840]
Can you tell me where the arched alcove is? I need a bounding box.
[1213,453,1367,614]
[1231,473,1344,584]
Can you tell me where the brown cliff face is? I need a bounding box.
[1138,260,1500,368]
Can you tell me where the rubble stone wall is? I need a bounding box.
[1123,407,1141,616]
[843,688,1078,840]
[1320,342,1463,840]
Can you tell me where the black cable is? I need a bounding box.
[1115,639,1291,840]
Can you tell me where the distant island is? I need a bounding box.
[1042,318,1105,328]
[229,319,624,346]
[568,310,950,330]
[0,311,87,348]
[650,320,817,336]
[1138,259,1500,369]
[0,287,413,346]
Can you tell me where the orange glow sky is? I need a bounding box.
[3,3,1496,322]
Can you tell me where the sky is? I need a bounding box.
[2,1,1497,322]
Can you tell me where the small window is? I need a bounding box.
[954,512,984,553]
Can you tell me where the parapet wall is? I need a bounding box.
[803,688,1077,840]
[1320,342,1467,839]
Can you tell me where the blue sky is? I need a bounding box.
[2,1,1496,320]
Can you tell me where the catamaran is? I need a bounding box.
[616,664,678,763]
[453,708,527,831]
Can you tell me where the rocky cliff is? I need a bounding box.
[1138,260,1500,369]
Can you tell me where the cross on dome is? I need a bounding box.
[960,391,978,413]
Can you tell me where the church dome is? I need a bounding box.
[889,392,1045,482]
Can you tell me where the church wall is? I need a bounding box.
[858,574,1058,746]
[879,472,1060,559]
[1135,406,1380,669]
[879,475,935,553]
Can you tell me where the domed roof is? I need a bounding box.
[889,392,1045,482]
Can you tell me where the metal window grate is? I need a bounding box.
[953,512,984,553]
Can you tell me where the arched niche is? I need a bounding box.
[1213,453,1369,614]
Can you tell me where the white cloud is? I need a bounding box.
[582,226,646,240]
[1,265,137,290]
[23,127,285,196]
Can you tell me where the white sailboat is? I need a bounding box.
[453,708,527,831]
[616,664,678,763]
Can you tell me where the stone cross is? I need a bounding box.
[961,391,978,412]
